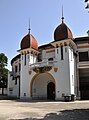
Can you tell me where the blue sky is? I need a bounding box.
[0,0,89,70]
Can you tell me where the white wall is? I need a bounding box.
[20,54,30,98]
[20,52,38,98]
[49,45,76,100]
[53,46,71,99]
[68,47,75,94]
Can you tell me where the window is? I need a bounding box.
[65,47,67,53]
[57,49,59,54]
[38,54,42,62]
[79,52,89,62]
[15,66,18,73]
[61,46,63,60]
[28,54,29,59]
[22,54,23,60]
[24,54,26,65]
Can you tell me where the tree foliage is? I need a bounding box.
[0,53,8,88]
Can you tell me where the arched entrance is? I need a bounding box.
[30,73,56,100]
[47,82,55,100]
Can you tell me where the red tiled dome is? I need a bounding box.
[21,34,38,50]
[54,22,73,41]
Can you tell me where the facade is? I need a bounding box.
[75,37,89,100]
[8,17,89,100]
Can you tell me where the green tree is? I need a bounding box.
[85,0,89,9]
[0,53,8,95]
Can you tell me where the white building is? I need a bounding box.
[8,17,89,100]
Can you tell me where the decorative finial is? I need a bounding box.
[28,18,31,34]
[61,6,64,23]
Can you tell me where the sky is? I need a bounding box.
[0,0,89,70]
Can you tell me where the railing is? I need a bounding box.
[29,60,57,70]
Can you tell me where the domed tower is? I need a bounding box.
[51,13,76,98]
[18,25,39,98]
[51,11,74,48]
[18,26,39,66]
[51,12,75,60]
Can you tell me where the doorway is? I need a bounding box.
[47,82,55,100]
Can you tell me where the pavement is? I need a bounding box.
[0,96,89,120]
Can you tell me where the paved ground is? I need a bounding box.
[0,98,89,120]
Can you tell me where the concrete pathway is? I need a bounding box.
[0,99,89,120]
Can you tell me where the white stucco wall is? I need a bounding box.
[68,47,75,94]
[48,45,76,100]
[20,54,30,98]
[20,52,38,98]
[51,46,71,100]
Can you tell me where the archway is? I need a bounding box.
[30,72,56,100]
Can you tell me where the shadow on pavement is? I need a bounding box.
[0,95,63,103]
[11,109,89,120]
[0,95,17,100]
